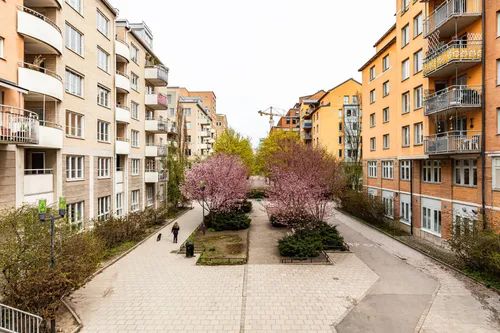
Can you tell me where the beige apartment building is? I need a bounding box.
[215,113,228,137]
[361,0,500,243]
[0,0,173,228]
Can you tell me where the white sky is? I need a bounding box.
[111,0,396,146]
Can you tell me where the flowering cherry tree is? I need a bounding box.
[181,154,248,214]
[266,140,344,228]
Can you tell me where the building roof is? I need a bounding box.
[373,24,396,48]
[358,36,397,71]
[308,78,361,117]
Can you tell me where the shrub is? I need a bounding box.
[237,200,252,214]
[339,190,386,226]
[247,188,267,199]
[269,211,322,230]
[205,212,251,231]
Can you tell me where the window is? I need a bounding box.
[497,11,500,37]
[400,194,411,225]
[97,157,111,178]
[382,160,393,179]
[422,160,441,183]
[414,122,423,145]
[369,66,376,81]
[97,47,109,72]
[498,59,500,85]
[383,107,390,122]
[402,126,410,147]
[368,161,377,178]
[0,37,4,58]
[131,101,139,119]
[66,155,84,180]
[65,24,83,55]
[367,188,378,199]
[67,201,84,228]
[67,0,82,13]
[352,95,358,104]
[131,130,139,147]
[338,136,342,144]
[97,196,111,221]
[370,137,376,151]
[146,186,154,206]
[97,120,110,142]
[422,198,441,236]
[402,92,410,114]
[454,160,477,186]
[383,81,390,97]
[400,160,411,181]
[131,44,139,63]
[370,89,376,104]
[65,69,83,97]
[131,190,140,211]
[116,193,123,217]
[96,11,109,37]
[383,134,390,149]
[97,85,110,107]
[131,73,139,90]
[493,158,500,190]
[131,159,140,175]
[402,58,410,80]
[65,111,84,137]
[401,0,410,14]
[169,108,176,118]
[369,113,375,127]
[382,191,394,218]
[343,95,349,104]
[401,24,410,47]
[382,55,390,71]
[413,49,423,73]
[414,85,423,109]
[184,108,192,117]
[338,149,342,158]
[413,12,423,37]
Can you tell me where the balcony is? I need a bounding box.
[116,71,130,93]
[200,129,211,137]
[145,117,169,133]
[199,143,209,150]
[424,85,482,116]
[145,145,168,157]
[18,63,63,101]
[0,106,39,144]
[20,121,63,148]
[115,38,130,63]
[116,138,130,155]
[145,93,168,110]
[116,105,131,123]
[23,169,54,205]
[200,118,211,126]
[145,65,169,86]
[17,6,63,55]
[25,0,63,8]
[423,40,482,78]
[115,168,124,193]
[145,168,159,183]
[424,0,482,39]
[424,131,481,155]
[303,120,312,129]
[303,133,312,141]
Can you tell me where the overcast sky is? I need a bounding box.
[111,0,395,146]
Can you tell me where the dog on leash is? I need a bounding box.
[156,233,162,241]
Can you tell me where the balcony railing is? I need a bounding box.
[145,64,169,86]
[303,120,312,129]
[18,5,61,34]
[424,85,482,116]
[424,131,481,155]
[424,0,482,37]
[423,39,482,77]
[24,168,53,175]
[0,105,39,144]
[18,62,62,82]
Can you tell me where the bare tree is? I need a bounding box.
[342,92,363,190]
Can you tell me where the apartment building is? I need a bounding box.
[215,113,228,137]
[298,90,326,144]
[272,108,300,133]
[0,0,171,228]
[361,0,499,244]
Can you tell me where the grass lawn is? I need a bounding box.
[192,228,248,265]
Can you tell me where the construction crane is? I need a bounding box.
[258,106,287,129]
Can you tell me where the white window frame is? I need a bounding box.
[370,89,376,104]
[97,157,111,178]
[65,111,84,138]
[131,72,139,90]
[131,101,139,119]
[131,159,140,175]
[131,44,139,63]
[383,134,390,150]
[421,198,442,236]
[97,120,110,142]
[368,161,377,178]
[401,24,409,47]
[422,160,441,183]
[382,160,394,179]
[97,47,109,72]
[414,85,423,109]
[116,193,124,217]
[402,92,410,114]
[0,37,4,59]
[400,160,411,181]
[65,69,84,97]
[414,50,423,74]
[383,107,390,123]
[402,59,410,80]
[370,137,376,151]
[382,191,394,218]
[66,0,82,13]
[369,66,376,81]
[131,190,140,211]
[414,122,423,145]
[97,196,111,221]
[402,125,410,147]
[96,10,109,37]
[97,85,110,108]
[400,194,411,225]
[131,130,140,147]
[66,155,84,180]
[369,113,375,127]
[67,201,84,228]
[146,186,154,207]
[413,12,423,37]
[493,158,500,190]
[65,23,84,56]
[383,81,390,97]
[382,55,390,71]
[454,159,477,187]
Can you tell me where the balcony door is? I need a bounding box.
[26,151,45,174]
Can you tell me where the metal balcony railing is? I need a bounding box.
[424,130,481,155]
[424,85,482,116]
[0,302,43,333]
[0,105,39,144]
[423,39,482,77]
[424,0,482,37]
[24,168,53,175]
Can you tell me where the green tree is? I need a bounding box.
[165,141,186,209]
[254,130,300,175]
[213,129,254,173]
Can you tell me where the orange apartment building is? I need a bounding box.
[271,107,300,133]
[361,0,499,244]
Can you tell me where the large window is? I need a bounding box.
[65,69,83,97]
[65,24,83,55]
[131,190,140,211]
[368,161,377,178]
[96,10,109,37]
[382,55,390,71]
[401,24,409,47]
[383,81,390,97]
[97,85,110,107]
[413,50,423,74]
[382,191,394,218]
[67,0,82,13]
[131,130,139,147]
[454,160,477,186]
[67,201,84,229]
[402,92,410,114]
[401,0,410,13]
[413,12,423,37]
[402,59,410,80]
[422,160,441,183]
[131,159,140,175]
[97,196,111,221]
[383,134,390,149]
[402,126,410,147]
[97,157,111,178]
[400,194,411,225]
[370,137,376,151]
[66,155,84,180]
[97,120,110,142]
[414,122,423,145]
[97,47,109,72]
[422,198,441,236]
[131,44,139,63]
[414,85,423,109]
[65,111,84,138]
[131,101,139,119]
[382,160,394,179]
[400,160,411,181]
[383,107,390,122]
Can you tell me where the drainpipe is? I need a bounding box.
[410,159,414,236]
[481,0,487,230]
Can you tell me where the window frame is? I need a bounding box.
[97,195,111,221]
[402,91,410,114]
[454,159,478,187]
[400,160,411,181]
[383,81,390,97]
[413,49,423,74]
[66,155,84,181]
[402,126,410,147]
[414,122,423,145]
[401,24,410,47]
[414,85,423,109]
[131,190,140,212]
[65,68,84,97]
[382,160,394,179]
[97,85,110,108]
[96,10,109,37]
[413,12,423,38]
[422,160,442,183]
[67,201,84,229]
[369,113,376,128]
[65,23,84,56]
[402,58,410,81]
[97,120,110,142]
[65,110,84,138]
[370,137,376,151]
[97,47,109,72]
[382,55,390,71]
[368,161,377,178]
[383,134,390,150]
[97,157,111,178]
[383,107,390,123]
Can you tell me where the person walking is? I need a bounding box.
[171,222,180,243]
